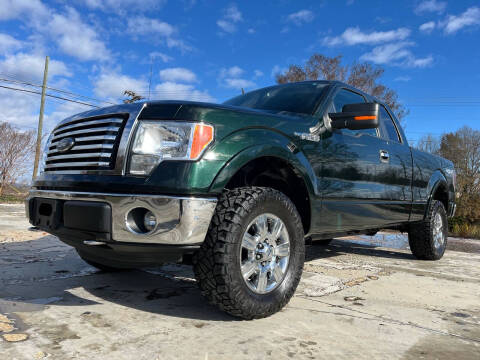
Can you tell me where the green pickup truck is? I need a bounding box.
[27,81,456,319]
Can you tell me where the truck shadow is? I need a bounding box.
[306,239,415,262]
[1,235,416,322]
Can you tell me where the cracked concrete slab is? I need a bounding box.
[0,206,479,359]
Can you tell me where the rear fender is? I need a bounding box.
[424,170,448,218]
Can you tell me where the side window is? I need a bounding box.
[379,105,401,142]
[331,89,377,137]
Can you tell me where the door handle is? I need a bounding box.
[380,150,389,162]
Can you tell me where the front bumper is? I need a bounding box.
[26,190,217,245]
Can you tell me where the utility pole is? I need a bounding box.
[32,56,49,181]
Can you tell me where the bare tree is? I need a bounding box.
[416,134,440,154]
[123,90,145,104]
[0,122,36,195]
[438,126,480,220]
[275,54,407,121]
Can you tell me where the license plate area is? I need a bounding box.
[31,198,63,230]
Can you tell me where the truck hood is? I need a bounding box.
[54,100,317,139]
[138,100,310,120]
[138,100,317,135]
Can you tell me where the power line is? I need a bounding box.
[0,77,115,106]
[0,84,100,108]
[0,71,103,97]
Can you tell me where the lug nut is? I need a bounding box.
[256,254,261,260]
[257,243,264,249]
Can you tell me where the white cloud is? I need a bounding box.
[0,53,71,83]
[149,52,173,63]
[286,10,314,26]
[0,85,88,133]
[83,0,166,14]
[159,67,197,83]
[0,3,111,62]
[360,42,433,68]
[0,0,48,20]
[94,72,148,100]
[0,33,23,53]
[224,4,243,22]
[127,16,191,51]
[323,27,411,46]
[221,66,244,78]
[442,7,480,34]
[44,8,110,61]
[127,16,175,37]
[254,70,264,78]
[415,0,447,15]
[0,88,40,129]
[360,42,413,64]
[419,21,436,33]
[218,66,256,89]
[394,76,412,82]
[271,65,287,78]
[223,78,256,89]
[153,82,215,102]
[217,20,236,33]
[408,56,434,67]
[217,4,243,33]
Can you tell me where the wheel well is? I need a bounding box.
[432,183,448,211]
[225,156,311,234]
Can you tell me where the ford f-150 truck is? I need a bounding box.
[27,81,456,319]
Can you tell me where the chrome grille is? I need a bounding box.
[45,116,126,172]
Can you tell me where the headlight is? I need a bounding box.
[128,121,214,175]
[39,132,53,175]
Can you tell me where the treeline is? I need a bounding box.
[0,122,36,196]
[417,126,480,237]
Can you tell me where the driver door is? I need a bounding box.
[315,88,396,233]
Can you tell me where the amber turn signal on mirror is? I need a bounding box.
[354,115,377,121]
[329,102,380,131]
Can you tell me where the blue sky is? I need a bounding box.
[1,0,480,144]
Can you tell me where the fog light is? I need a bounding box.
[144,210,157,232]
[126,207,156,234]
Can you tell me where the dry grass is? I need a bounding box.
[0,193,27,204]
[450,222,480,239]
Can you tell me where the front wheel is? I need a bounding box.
[193,187,305,319]
[408,200,448,260]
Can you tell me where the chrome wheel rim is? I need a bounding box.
[433,212,445,250]
[239,213,290,294]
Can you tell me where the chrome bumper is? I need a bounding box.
[27,190,217,245]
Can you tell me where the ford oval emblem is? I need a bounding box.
[56,137,75,152]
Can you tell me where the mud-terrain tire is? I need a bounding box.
[408,200,448,260]
[193,187,305,319]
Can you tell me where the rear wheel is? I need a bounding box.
[408,200,448,260]
[193,187,305,319]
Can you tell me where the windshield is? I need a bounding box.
[223,82,329,115]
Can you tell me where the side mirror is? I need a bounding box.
[329,102,379,131]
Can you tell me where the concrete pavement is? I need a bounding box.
[0,205,479,359]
